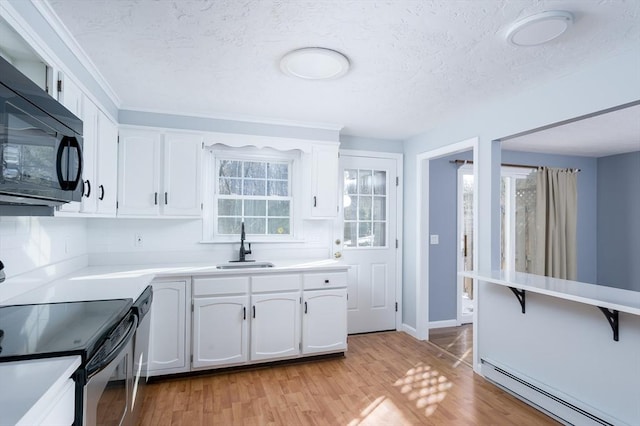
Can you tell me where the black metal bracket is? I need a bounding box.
[509,287,526,314]
[597,307,619,342]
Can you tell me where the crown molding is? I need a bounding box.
[32,0,122,107]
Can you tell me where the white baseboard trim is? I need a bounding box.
[429,319,458,329]
[400,323,419,339]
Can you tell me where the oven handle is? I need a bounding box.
[86,313,138,378]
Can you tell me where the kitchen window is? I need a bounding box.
[204,147,300,241]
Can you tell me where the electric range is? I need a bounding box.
[0,298,133,363]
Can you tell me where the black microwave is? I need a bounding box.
[0,55,83,214]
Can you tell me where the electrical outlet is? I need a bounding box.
[430,234,439,245]
[134,233,144,247]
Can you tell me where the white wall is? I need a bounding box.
[0,216,87,279]
[86,218,333,265]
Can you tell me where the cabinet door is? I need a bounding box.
[58,72,82,117]
[95,111,118,215]
[162,132,202,216]
[250,292,301,361]
[192,295,248,368]
[118,129,161,215]
[148,281,188,375]
[79,97,98,213]
[302,288,347,355]
[310,145,339,218]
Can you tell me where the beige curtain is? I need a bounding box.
[532,167,578,280]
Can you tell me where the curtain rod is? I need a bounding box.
[449,159,581,172]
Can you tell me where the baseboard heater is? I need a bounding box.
[481,359,625,426]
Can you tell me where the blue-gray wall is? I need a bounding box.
[428,151,471,322]
[403,49,640,330]
[597,151,640,291]
[340,135,404,153]
[428,150,598,322]
[119,110,341,142]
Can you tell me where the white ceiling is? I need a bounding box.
[501,103,640,157]
[36,1,640,144]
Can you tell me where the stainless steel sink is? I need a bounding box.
[216,262,275,269]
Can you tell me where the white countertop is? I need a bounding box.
[2,259,349,305]
[0,258,349,423]
[0,356,81,426]
[462,269,640,315]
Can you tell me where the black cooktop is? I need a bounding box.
[0,298,133,363]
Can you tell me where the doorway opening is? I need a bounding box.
[415,136,478,369]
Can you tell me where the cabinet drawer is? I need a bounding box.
[303,271,348,290]
[193,276,249,296]
[252,274,301,293]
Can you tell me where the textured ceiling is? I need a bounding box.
[47,0,640,141]
[501,104,640,157]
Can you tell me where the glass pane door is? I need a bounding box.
[343,168,387,248]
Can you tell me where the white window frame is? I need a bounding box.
[501,166,536,271]
[203,146,303,242]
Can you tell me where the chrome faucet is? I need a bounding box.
[237,222,252,262]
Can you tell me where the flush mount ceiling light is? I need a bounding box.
[280,47,350,80]
[506,10,574,46]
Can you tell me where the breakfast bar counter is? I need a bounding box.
[465,270,640,425]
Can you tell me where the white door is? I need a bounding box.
[250,292,300,361]
[302,288,347,354]
[340,155,399,334]
[192,295,248,368]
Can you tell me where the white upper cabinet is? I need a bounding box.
[57,72,82,118]
[55,77,118,216]
[163,132,202,216]
[118,129,202,217]
[95,111,118,215]
[309,144,339,218]
[117,129,162,215]
[79,97,98,213]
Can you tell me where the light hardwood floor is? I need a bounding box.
[428,324,473,367]
[139,331,558,425]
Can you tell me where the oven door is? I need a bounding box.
[83,313,137,426]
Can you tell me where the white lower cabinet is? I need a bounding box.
[150,269,348,377]
[302,288,348,355]
[250,291,301,361]
[192,295,249,368]
[148,280,190,376]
